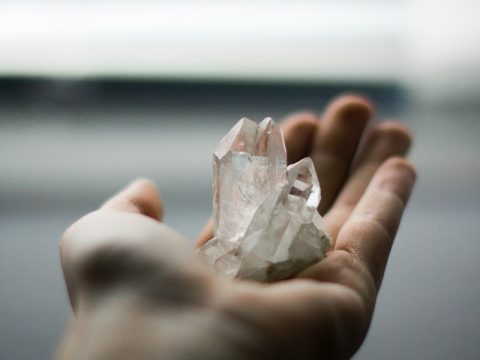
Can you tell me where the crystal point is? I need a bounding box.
[199,118,332,282]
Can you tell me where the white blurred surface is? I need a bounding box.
[405,0,480,103]
[0,1,403,82]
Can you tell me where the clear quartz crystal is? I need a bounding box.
[199,118,332,282]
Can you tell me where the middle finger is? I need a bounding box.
[311,95,373,215]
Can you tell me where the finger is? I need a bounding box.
[325,121,412,239]
[335,157,416,288]
[60,211,204,311]
[298,158,415,307]
[311,95,373,214]
[196,113,319,247]
[281,112,318,164]
[196,217,214,247]
[101,178,164,221]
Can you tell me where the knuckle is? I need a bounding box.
[76,241,155,293]
[60,211,212,306]
[60,212,155,294]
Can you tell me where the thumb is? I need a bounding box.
[101,178,164,221]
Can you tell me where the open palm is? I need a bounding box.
[57,95,415,360]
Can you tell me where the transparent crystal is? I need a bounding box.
[199,118,332,282]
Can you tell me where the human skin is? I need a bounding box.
[56,95,415,360]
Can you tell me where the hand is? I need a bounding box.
[57,95,415,360]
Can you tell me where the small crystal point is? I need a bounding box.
[199,118,332,282]
[214,117,257,159]
[255,117,275,156]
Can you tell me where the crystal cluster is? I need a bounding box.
[198,118,332,282]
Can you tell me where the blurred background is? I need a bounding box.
[1,0,479,359]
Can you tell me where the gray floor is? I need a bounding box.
[1,84,479,359]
